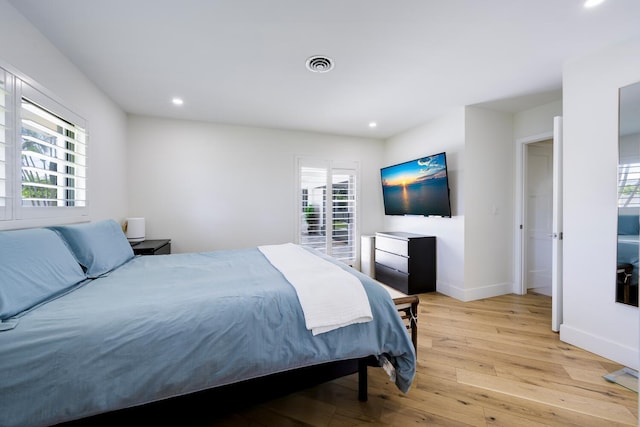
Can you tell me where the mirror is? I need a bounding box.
[616,81,640,306]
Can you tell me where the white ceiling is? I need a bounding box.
[8,0,640,139]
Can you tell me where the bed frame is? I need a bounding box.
[58,294,419,425]
[56,358,369,425]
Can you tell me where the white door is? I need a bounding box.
[526,141,553,296]
[551,116,563,332]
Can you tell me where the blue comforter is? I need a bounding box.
[0,248,416,427]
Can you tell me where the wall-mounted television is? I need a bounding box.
[380,152,452,217]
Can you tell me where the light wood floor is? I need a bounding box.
[211,292,639,427]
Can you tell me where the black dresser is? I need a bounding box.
[374,231,436,294]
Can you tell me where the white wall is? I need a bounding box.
[512,100,562,297]
[514,100,562,140]
[126,115,385,253]
[383,108,466,297]
[561,37,640,369]
[464,107,515,300]
[383,107,515,301]
[0,0,129,228]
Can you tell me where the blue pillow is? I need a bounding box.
[0,228,87,320]
[49,219,135,278]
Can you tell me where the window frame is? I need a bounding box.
[296,157,360,266]
[0,64,89,229]
[0,68,13,221]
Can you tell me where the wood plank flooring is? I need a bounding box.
[210,292,638,426]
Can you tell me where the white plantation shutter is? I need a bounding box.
[330,169,357,263]
[0,69,12,220]
[298,158,359,266]
[0,65,88,223]
[20,97,87,209]
[300,165,326,254]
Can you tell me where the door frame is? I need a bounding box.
[515,118,563,332]
[514,131,554,296]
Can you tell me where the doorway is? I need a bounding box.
[525,140,553,296]
[515,131,554,298]
[515,117,563,332]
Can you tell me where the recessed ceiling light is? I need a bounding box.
[306,55,334,73]
[369,122,377,128]
[172,97,184,106]
[584,0,606,8]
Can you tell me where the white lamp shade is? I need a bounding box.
[125,218,145,242]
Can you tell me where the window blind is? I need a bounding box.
[298,159,358,266]
[330,169,356,264]
[20,98,86,208]
[0,65,88,223]
[300,166,327,253]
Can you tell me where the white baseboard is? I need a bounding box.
[560,323,639,370]
[436,281,513,302]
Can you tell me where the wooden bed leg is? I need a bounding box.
[358,358,368,402]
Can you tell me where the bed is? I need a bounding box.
[0,220,416,427]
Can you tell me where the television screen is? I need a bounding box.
[380,152,452,217]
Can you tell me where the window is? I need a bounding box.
[0,65,87,223]
[297,158,358,266]
[20,97,86,208]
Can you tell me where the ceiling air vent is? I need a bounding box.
[305,55,334,73]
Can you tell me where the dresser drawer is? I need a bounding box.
[375,235,409,257]
[375,249,408,273]
[375,263,409,294]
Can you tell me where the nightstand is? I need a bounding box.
[131,239,171,255]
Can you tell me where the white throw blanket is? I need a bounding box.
[258,243,373,335]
